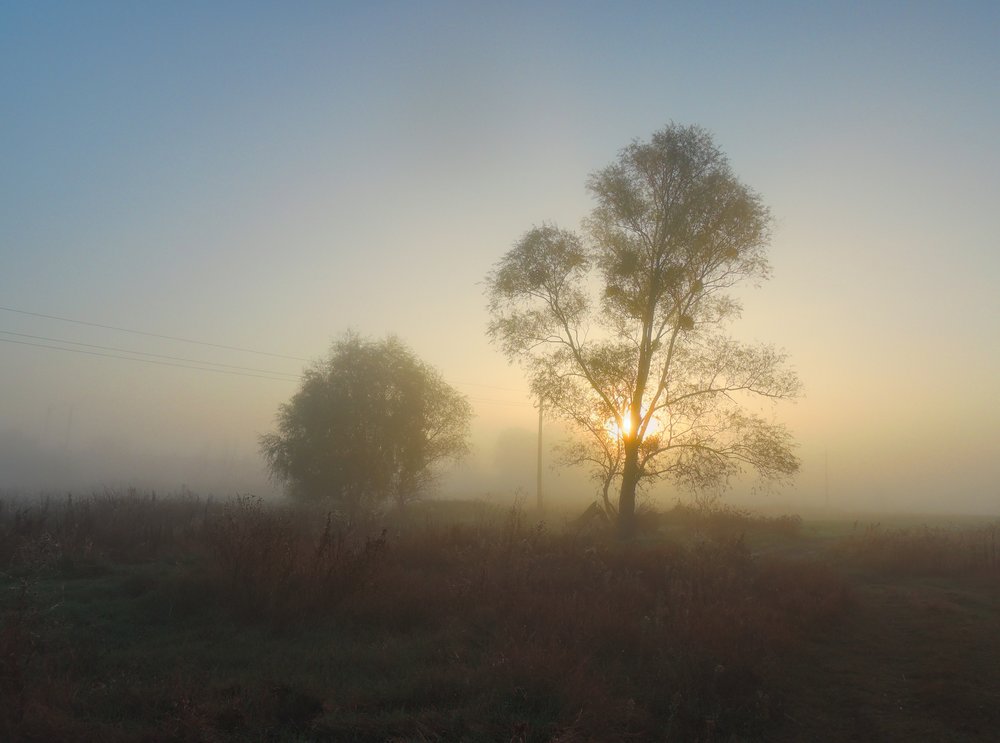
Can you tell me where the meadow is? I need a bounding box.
[1,490,998,742]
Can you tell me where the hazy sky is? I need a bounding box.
[2,1,998,514]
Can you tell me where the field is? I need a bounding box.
[1,491,999,742]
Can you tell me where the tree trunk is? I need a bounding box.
[617,440,642,539]
[600,476,617,518]
[619,312,652,539]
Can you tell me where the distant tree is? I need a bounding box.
[486,124,800,537]
[260,334,472,516]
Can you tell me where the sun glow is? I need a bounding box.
[605,409,658,440]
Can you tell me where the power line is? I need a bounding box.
[465,396,533,407]
[0,304,529,396]
[0,330,302,379]
[0,337,298,382]
[3,337,539,415]
[4,336,534,403]
[0,304,310,361]
[452,380,524,393]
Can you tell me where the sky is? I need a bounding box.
[2,1,998,515]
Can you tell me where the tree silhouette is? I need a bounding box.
[486,124,799,537]
[260,334,472,517]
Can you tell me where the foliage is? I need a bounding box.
[260,334,472,515]
[487,123,800,535]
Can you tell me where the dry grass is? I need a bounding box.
[662,501,804,539]
[0,490,853,741]
[4,491,998,740]
[837,521,1000,576]
[0,488,209,570]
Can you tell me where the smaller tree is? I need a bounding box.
[260,334,472,516]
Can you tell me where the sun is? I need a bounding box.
[605,408,658,440]
[605,416,630,440]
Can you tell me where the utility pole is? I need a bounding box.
[824,448,829,510]
[536,394,543,513]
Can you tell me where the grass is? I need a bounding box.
[0,490,998,741]
[836,520,1000,576]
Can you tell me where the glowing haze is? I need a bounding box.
[1,3,998,515]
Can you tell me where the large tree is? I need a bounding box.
[486,124,800,537]
[260,334,472,516]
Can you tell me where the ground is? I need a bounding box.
[773,573,1000,742]
[1,494,998,741]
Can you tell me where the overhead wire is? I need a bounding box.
[0,304,310,361]
[0,330,302,379]
[0,337,298,382]
[465,396,533,407]
[0,304,532,403]
[3,337,535,406]
[450,380,524,392]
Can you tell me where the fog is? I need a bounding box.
[3,400,998,518]
[2,3,999,517]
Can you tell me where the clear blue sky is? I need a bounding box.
[2,1,998,512]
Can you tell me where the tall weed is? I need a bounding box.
[840,521,1000,576]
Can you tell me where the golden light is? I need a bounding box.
[605,408,658,440]
[605,416,629,440]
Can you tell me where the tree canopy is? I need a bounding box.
[260,334,472,516]
[486,123,800,536]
